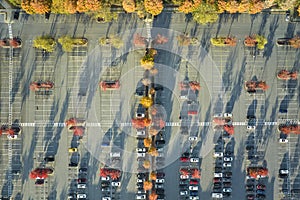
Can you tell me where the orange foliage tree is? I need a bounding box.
[152,34,168,45]
[144,0,164,16]
[85,0,102,11]
[122,0,136,13]
[279,125,300,134]
[224,125,234,135]
[298,6,300,16]
[149,192,158,200]
[191,168,201,179]
[132,118,152,129]
[143,160,151,169]
[150,172,157,180]
[30,0,51,14]
[289,36,300,48]
[143,181,153,190]
[133,33,147,47]
[144,138,152,147]
[178,0,195,14]
[180,168,189,175]
[21,0,35,14]
[76,0,88,12]
[248,0,264,14]
[149,127,159,136]
[247,167,268,178]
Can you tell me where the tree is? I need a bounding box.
[180,168,189,175]
[72,126,85,136]
[21,0,35,14]
[150,172,157,180]
[192,3,219,24]
[298,6,300,16]
[133,33,147,47]
[277,0,296,11]
[149,192,158,200]
[223,125,234,135]
[150,67,158,75]
[149,127,159,136]
[143,181,153,190]
[9,38,21,48]
[140,55,154,69]
[177,34,191,46]
[132,118,152,129]
[30,0,51,14]
[289,36,300,48]
[122,0,136,13]
[152,34,168,45]
[255,35,267,50]
[191,168,201,179]
[99,35,123,49]
[144,0,163,16]
[93,5,118,23]
[64,0,78,14]
[140,96,153,108]
[257,81,269,91]
[226,0,240,13]
[244,36,257,47]
[148,147,159,156]
[248,0,264,14]
[33,36,56,52]
[58,36,74,52]
[144,138,152,147]
[85,0,102,11]
[178,0,195,14]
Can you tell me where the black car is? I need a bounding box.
[256,194,266,199]
[156,188,164,195]
[35,179,45,185]
[215,167,222,173]
[223,172,232,177]
[44,156,55,162]
[157,172,165,178]
[101,181,110,187]
[79,168,87,173]
[214,183,222,188]
[136,183,143,189]
[246,184,254,190]
[223,182,232,187]
[223,192,231,197]
[137,173,146,179]
[69,162,78,167]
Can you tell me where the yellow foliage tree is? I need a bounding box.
[21,0,35,14]
[64,0,77,14]
[192,2,219,24]
[33,36,56,52]
[149,127,159,136]
[30,0,51,14]
[144,138,152,147]
[122,0,136,13]
[144,0,164,16]
[248,0,264,14]
[140,96,153,108]
[148,147,159,157]
[143,160,151,169]
[298,6,300,16]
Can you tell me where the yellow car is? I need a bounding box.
[68,148,78,153]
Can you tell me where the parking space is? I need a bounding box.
[31,50,56,200]
[276,46,300,200]
[0,46,23,199]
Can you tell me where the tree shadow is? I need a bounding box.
[249,14,258,35]
[263,15,279,62]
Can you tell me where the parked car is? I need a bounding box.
[136,148,147,153]
[223,113,232,118]
[156,188,164,194]
[257,189,265,194]
[180,174,189,179]
[189,186,198,191]
[78,183,86,189]
[188,136,198,141]
[156,179,165,183]
[180,157,189,162]
[79,168,87,173]
[180,190,188,196]
[190,180,198,185]
[223,188,232,193]
[137,173,146,179]
[214,152,223,158]
[279,138,288,143]
[77,194,87,199]
[224,157,233,162]
[256,194,265,199]
[214,173,223,178]
[136,194,146,199]
[223,162,231,167]
[223,182,231,187]
[137,152,146,157]
[101,181,110,187]
[211,193,223,198]
[190,158,199,163]
[279,169,289,178]
[155,183,164,189]
[213,177,222,183]
[257,184,266,190]
[157,172,165,178]
[68,148,78,152]
[112,181,120,186]
[223,172,232,177]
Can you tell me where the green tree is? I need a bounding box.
[192,3,219,24]
[99,35,123,49]
[33,36,56,52]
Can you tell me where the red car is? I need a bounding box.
[190,180,198,185]
[180,157,189,162]
[213,177,222,183]
[256,184,266,190]
[78,178,87,183]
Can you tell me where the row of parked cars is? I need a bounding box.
[245,178,266,199]
[212,120,234,199]
[101,175,121,200]
[68,167,88,200]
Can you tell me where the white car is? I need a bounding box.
[77,183,86,189]
[223,113,233,118]
[180,190,188,195]
[180,175,189,179]
[137,129,146,136]
[158,152,164,157]
[189,196,199,200]
[223,162,231,167]
[157,148,164,152]
[189,186,198,191]
[214,152,223,158]
[102,197,111,200]
[111,181,120,186]
[188,136,198,141]
[214,113,223,118]
[7,134,17,139]
[77,194,87,199]
[137,178,144,183]
[101,177,110,181]
[137,152,146,157]
[190,158,199,163]
[223,188,232,193]
[136,194,146,199]
[156,179,165,183]
[280,169,289,175]
[136,113,145,119]
[136,148,146,153]
[214,173,223,178]
[224,157,233,162]
[212,193,223,198]
[110,152,121,157]
[279,138,288,143]
[137,190,146,194]
[247,125,256,130]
